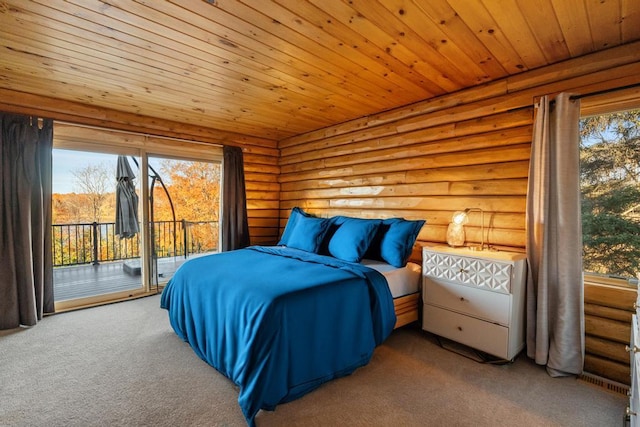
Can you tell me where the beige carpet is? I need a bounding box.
[0,294,627,426]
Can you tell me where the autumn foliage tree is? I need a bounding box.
[150,159,221,256]
[154,160,220,222]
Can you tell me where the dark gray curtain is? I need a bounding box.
[222,145,250,251]
[1,113,54,329]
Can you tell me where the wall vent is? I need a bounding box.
[579,372,629,396]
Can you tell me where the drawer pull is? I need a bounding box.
[627,407,636,417]
[457,326,463,332]
[459,268,468,274]
[459,297,466,302]
[626,345,640,353]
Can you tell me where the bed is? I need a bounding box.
[363,258,422,328]
[161,209,424,426]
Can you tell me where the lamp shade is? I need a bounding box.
[451,211,469,225]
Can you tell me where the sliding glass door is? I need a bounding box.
[51,126,223,310]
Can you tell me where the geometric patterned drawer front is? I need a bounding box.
[423,251,512,294]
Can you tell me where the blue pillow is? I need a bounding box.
[327,218,381,262]
[286,215,330,253]
[278,207,314,246]
[366,218,425,267]
[317,216,341,255]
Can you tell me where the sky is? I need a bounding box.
[52,149,118,194]
[52,149,164,194]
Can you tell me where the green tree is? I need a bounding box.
[580,110,640,278]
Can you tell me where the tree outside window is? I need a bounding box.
[580,109,640,281]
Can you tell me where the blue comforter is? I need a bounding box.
[160,246,396,426]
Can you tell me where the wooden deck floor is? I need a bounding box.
[53,253,213,302]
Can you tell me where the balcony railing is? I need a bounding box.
[52,220,218,268]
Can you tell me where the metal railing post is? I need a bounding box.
[182,219,188,259]
[92,221,99,265]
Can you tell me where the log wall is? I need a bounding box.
[279,42,640,258]
[279,42,640,382]
[584,281,636,385]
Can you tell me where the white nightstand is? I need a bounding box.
[421,245,527,361]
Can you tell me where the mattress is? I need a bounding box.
[361,259,421,298]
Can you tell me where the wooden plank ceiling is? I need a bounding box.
[0,0,639,141]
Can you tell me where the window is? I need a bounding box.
[579,108,640,286]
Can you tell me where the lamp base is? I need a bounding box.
[446,223,465,247]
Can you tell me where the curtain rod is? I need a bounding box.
[569,82,640,101]
[54,120,224,148]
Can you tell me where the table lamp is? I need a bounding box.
[446,208,485,250]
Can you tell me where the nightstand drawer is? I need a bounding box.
[423,277,511,326]
[423,250,513,294]
[423,304,509,359]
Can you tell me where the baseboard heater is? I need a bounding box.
[579,371,629,396]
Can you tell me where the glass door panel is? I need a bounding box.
[52,149,144,305]
[147,155,221,286]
